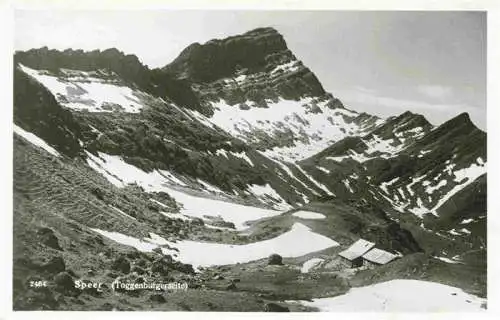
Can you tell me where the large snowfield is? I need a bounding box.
[206,98,368,162]
[291,279,486,312]
[92,223,339,268]
[19,64,145,113]
[169,223,339,267]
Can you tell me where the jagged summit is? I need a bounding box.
[14,47,146,74]
[163,26,289,83]
[431,112,483,138]
[444,112,481,131]
[367,110,433,143]
[396,110,431,124]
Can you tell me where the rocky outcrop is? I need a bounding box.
[163,27,328,106]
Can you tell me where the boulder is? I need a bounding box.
[149,293,166,303]
[268,253,283,265]
[264,302,290,312]
[53,272,76,294]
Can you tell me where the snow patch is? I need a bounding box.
[160,211,192,222]
[460,218,474,225]
[215,149,228,158]
[20,64,144,113]
[230,151,254,166]
[425,179,447,194]
[431,161,486,215]
[172,223,338,267]
[316,166,330,174]
[94,223,339,268]
[301,258,324,273]
[407,198,429,218]
[110,206,137,221]
[295,165,335,196]
[247,183,293,210]
[290,279,485,311]
[292,211,326,220]
[380,177,399,194]
[207,98,367,162]
[343,179,354,193]
[433,256,462,264]
[197,179,225,194]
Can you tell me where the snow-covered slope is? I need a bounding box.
[202,96,380,162]
[19,64,146,113]
[85,151,282,230]
[291,279,486,311]
[299,111,486,232]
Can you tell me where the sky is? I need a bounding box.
[14,10,486,129]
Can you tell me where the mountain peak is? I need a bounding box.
[14,47,147,75]
[441,112,481,132]
[452,112,471,123]
[244,26,281,36]
[163,27,289,82]
[370,109,432,140]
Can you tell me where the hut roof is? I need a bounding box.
[363,248,398,265]
[338,239,375,261]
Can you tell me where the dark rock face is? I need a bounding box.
[429,175,487,246]
[37,228,63,251]
[268,253,283,265]
[435,174,486,220]
[14,69,84,158]
[164,27,288,82]
[370,111,433,142]
[163,27,327,105]
[172,261,195,274]
[53,271,77,294]
[415,112,486,164]
[264,302,290,312]
[15,47,147,83]
[149,293,166,303]
[14,48,203,112]
[311,136,368,159]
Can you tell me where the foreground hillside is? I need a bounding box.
[13,27,487,311]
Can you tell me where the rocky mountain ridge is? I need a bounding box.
[12,26,487,311]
